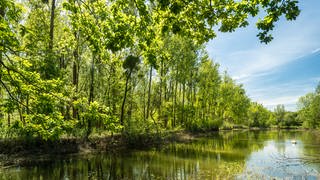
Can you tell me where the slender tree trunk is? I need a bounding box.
[178,83,181,119]
[174,77,178,127]
[164,78,167,101]
[72,60,78,117]
[143,77,146,121]
[106,65,113,109]
[0,57,2,122]
[18,104,23,123]
[129,95,133,123]
[171,79,174,127]
[86,54,95,137]
[72,62,78,89]
[0,4,3,20]
[146,66,152,120]
[120,72,131,126]
[128,80,133,124]
[89,55,95,104]
[26,94,30,114]
[0,9,3,64]
[0,90,3,120]
[159,61,163,121]
[7,113,10,127]
[110,63,117,115]
[0,6,4,121]
[189,82,193,120]
[49,0,55,51]
[182,82,185,123]
[72,32,79,119]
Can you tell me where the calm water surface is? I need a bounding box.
[1,130,320,179]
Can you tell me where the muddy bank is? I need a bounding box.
[0,130,199,167]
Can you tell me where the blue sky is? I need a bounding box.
[206,0,320,111]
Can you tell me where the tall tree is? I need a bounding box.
[274,104,286,127]
[120,55,140,126]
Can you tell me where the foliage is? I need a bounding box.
[297,84,320,129]
[274,104,286,127]
[0,0,302,141]
[75,99,122,137]
[218,75,250,125]
[248,102,271,128]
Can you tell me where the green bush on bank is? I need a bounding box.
[186,118,222,132]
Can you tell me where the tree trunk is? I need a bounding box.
[7,113,10,127]
[120,72,131,126]
[182,83,185,123]
[72,60,78,118]
[49,0,55,51]
[143,77,146,121]
[159,61,163,121]
[0,89,3,120]
[89,55,95,104]
[164,77,167,101]
[128,80,133,125]
[173,77,178,127]
[0,6,3,120]
[0,4,4,19]
[26,94,29,115]
[18,104,23,123]
[146,66,152,120]
[72,32,79,119]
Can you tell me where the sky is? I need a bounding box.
[206,0,320,111]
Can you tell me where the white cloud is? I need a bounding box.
[311,48,320,54]
[221,27,319,78]
[232,71,273,84]
[206,0,320,110]
[245,79,317,111]
[261,95,300,106]
[208,0,320,77]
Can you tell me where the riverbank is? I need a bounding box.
[0,129,316,167]
[0,130,200,167]
[2,130,319,179]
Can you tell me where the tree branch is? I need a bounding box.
[0,78,34,114]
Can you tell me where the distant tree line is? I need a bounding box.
[256,84,320,129]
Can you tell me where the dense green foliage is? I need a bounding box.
[0,0,301,140]
[297,84,320,129]
[267,104,301,128]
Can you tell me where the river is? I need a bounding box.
[1,130,320,179]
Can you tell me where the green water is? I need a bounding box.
[1,130,320,179]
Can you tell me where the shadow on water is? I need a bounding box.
[1,130,320,179]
